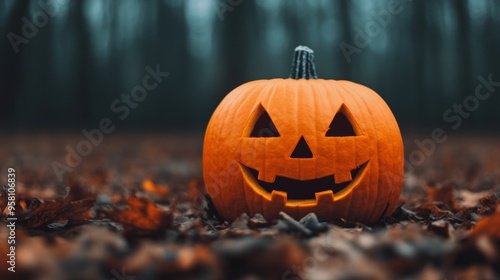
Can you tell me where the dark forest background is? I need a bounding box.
[1,0,499,131]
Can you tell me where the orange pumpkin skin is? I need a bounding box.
[203,48,404,224]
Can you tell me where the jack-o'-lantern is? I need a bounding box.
[203,46,404,224]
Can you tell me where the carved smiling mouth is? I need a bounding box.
[240,161,369,201]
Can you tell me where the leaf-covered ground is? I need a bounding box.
[1,132,499,280]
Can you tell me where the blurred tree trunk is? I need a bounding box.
[218,0,256,98]
[153,0,188,128]
[338,0,352,79]
[454,1,473,110]
[411,1,426,120]
[0,1,30,124]
[481,2,500,123]
[72,0,92,125]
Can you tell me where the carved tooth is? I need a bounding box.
[315,190,335,204]
[334,172,352,184]
[271,190,287,205]
[258,170,276,183]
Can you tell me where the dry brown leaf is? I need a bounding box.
[22,198,95,228]
[458,190,492,208]
[456,207,500,267]
[21,197,64,228]
[404,203,452,221]
[427,182,459,211]
[142,179,170,199]
[102,193,173,235]
[472,207,500,239]
[18,188,95,228]
[475,193,500,215]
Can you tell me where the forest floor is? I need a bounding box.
[0,131,499,280]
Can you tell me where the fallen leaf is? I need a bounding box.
[475,193,500,216]
[403,203,452,221]
[18,187,95,229]
[472,207,500,239]
[456,207,500,268]
[458,190,492,208]
[142,179,170,200]
[101,193,173,236]
[427,182,459,211]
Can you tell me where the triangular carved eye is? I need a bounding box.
[246,104,280,138]
[325,105,357,137]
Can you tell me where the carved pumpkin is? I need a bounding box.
[203,46,404,224]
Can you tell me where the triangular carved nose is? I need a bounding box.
[291,136,313,158]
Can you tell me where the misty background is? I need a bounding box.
[1,0,499,132]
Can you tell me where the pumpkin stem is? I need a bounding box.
[289,45,318,80]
